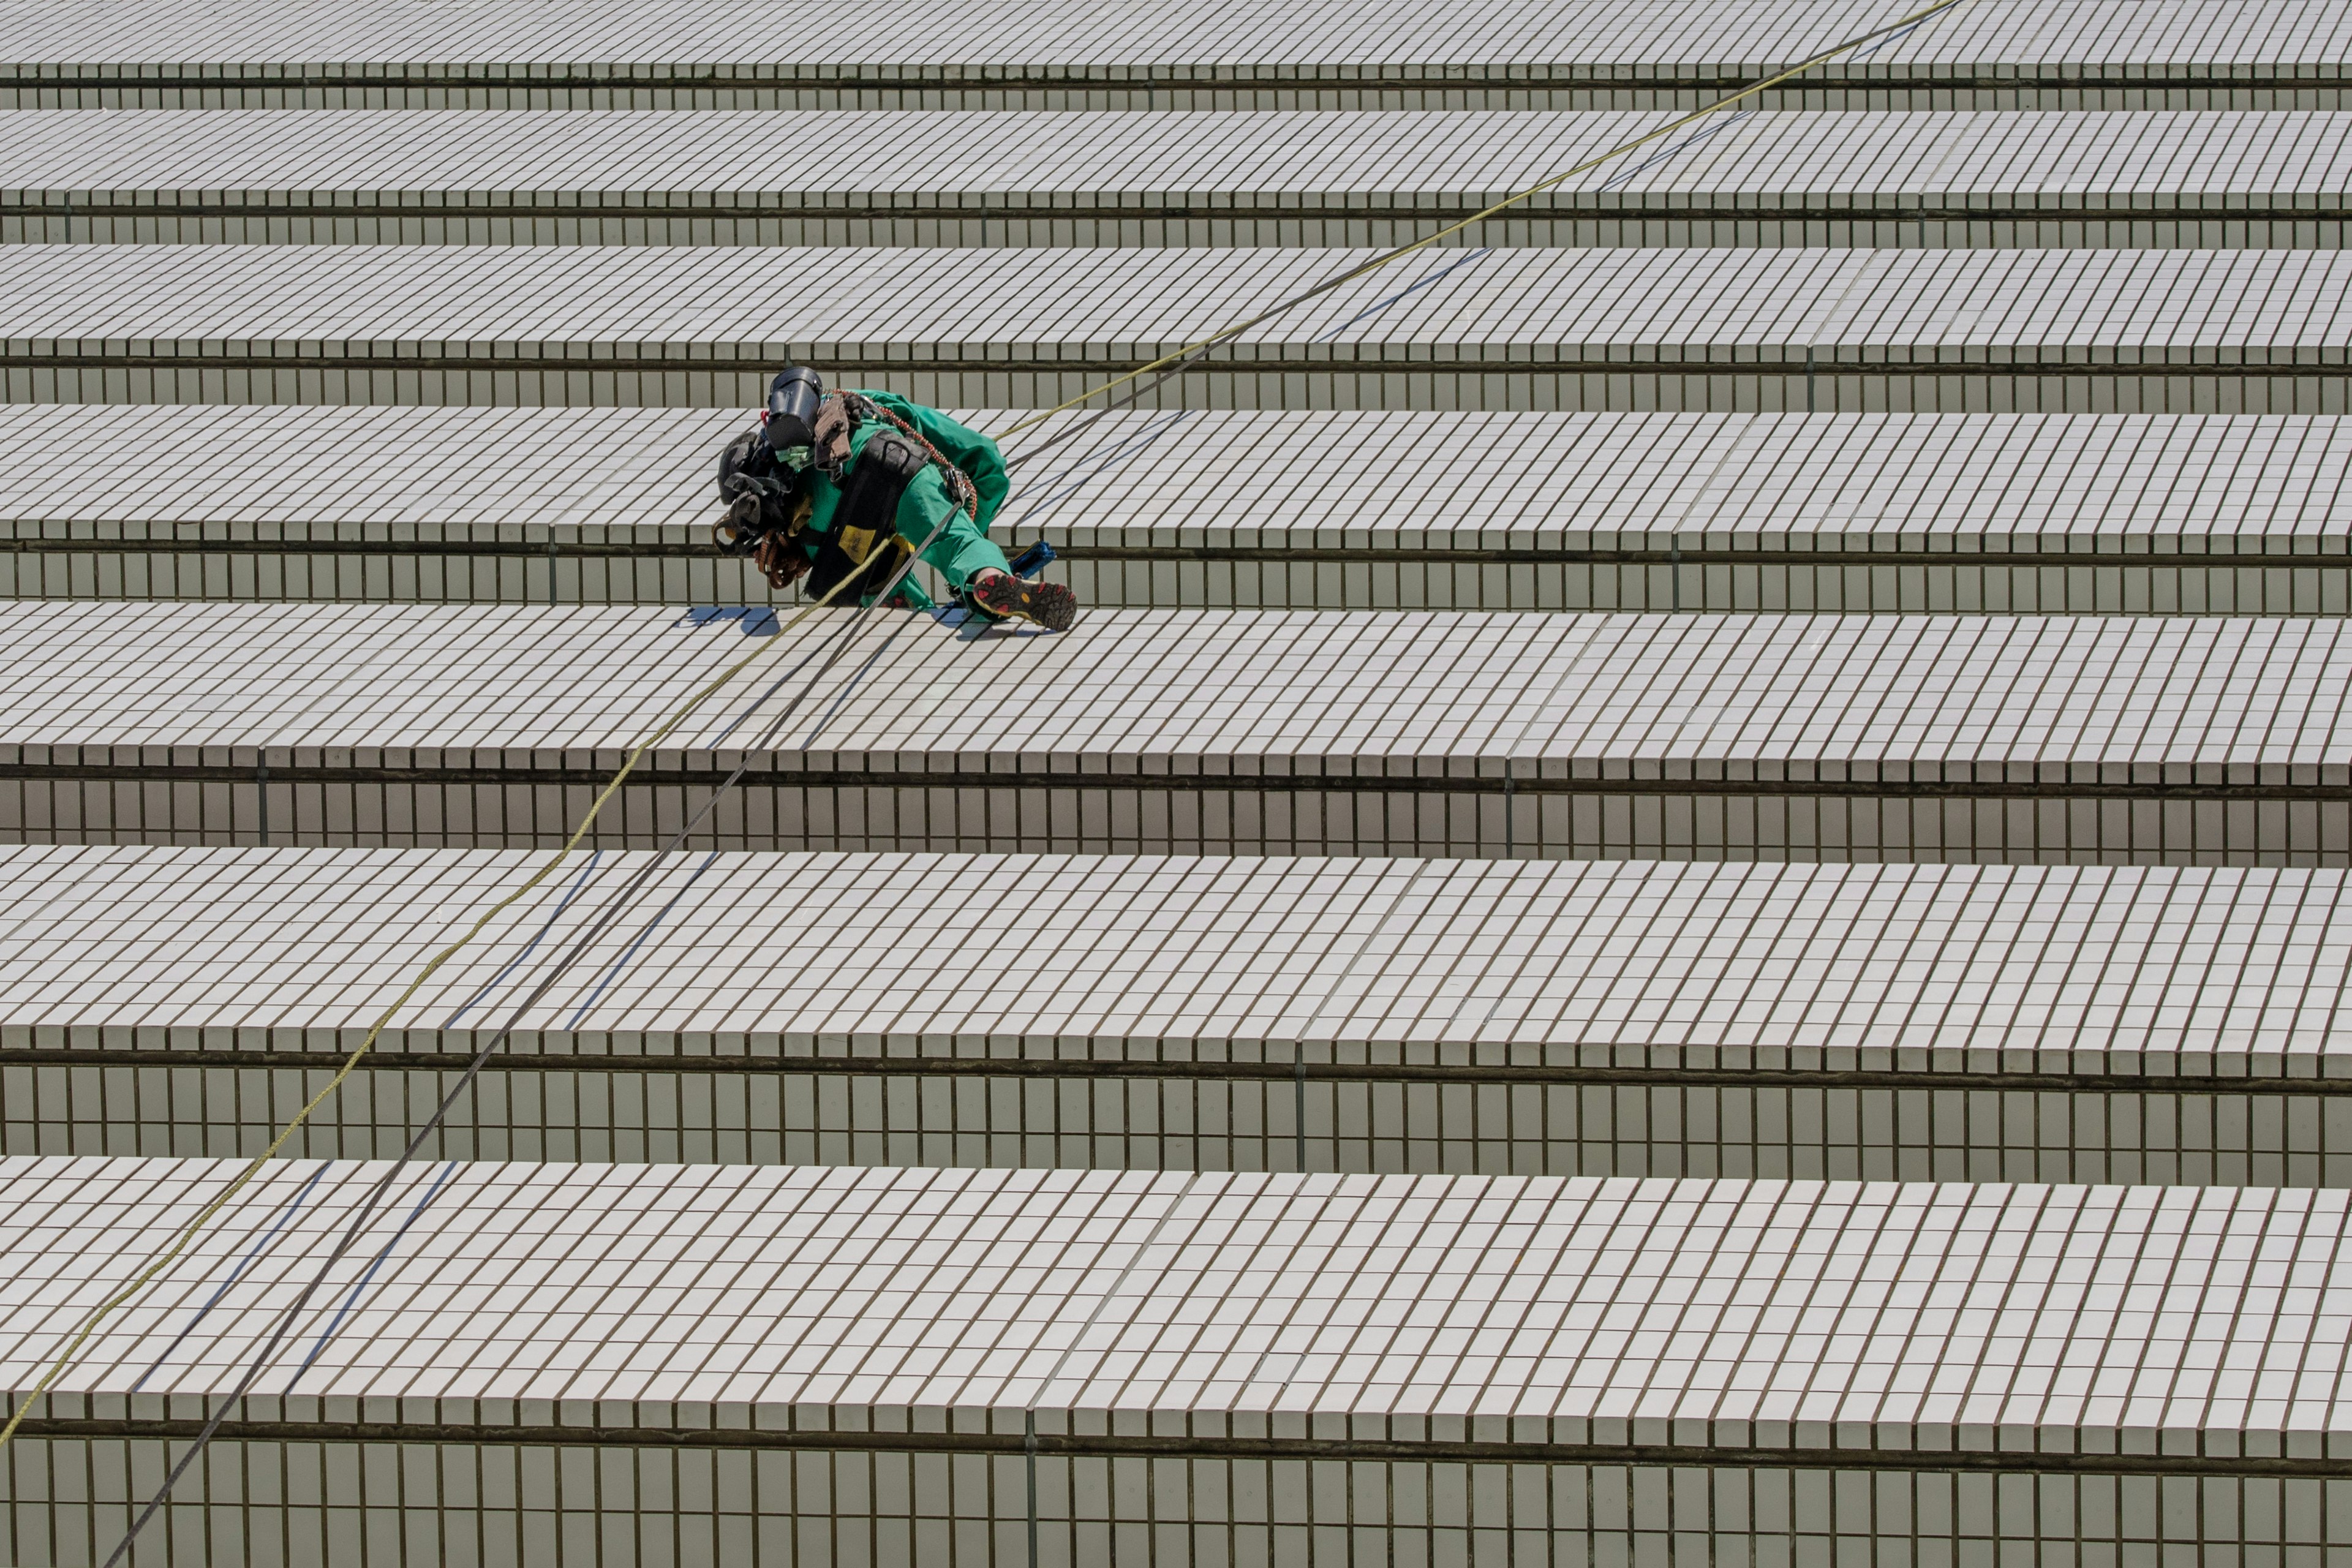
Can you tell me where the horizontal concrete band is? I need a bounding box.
[8,84,2340,113]
[12,1056,2335,1183]
[4,406,2345,608]
[9,539,2348,617]
[11,67,2347,91]
[10,244,2344,408]
[13,351,2345,375]
[8,213,2342,253]
[13,768,2352,861]
[6,1161,2346,1481]
[13,533,2343,567]
[9,1414,2342,1477]
[4,604,2343,857]
[17,361,2340,415]
[6,247,2343,370]
[0,1445,2330,1568]
[11,408,2342,549]
[9,839,2344,1174]
[10,554,2335,614]
[5,0,2342,111]
[13,1045,2345,1093]
[10,202,2340,227]
[12,1086,2332,1193]
[13,759,2343,797]
[15,606,2336,775]
[0,846,2334,1068]
[10,834,2340,1170]
[4,108,2343,249]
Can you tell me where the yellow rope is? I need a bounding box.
[993,0,1973,443]
[0,578,861,1454]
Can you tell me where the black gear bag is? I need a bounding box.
[805,429,928,600]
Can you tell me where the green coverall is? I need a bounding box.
[797,391,1012,609]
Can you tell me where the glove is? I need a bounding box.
[965,572,1078,632]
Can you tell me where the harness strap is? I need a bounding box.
[817,391,980,521]
[806,426,924,601]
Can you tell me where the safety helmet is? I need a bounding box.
[764,366,825,454]
[715,423,778,494]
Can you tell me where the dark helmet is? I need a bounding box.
[764,366,825,450]
[715,423,780,497]
[713,424,802,557]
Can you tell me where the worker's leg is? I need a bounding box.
[897,472,1076,630]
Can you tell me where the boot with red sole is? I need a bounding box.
[970,573,1078,632]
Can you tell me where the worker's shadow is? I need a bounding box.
[930,605,1063,642]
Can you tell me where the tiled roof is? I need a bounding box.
[9,244,2348,369]
[8,1158,2349,1468]
[4,603,2345,778]
[9,406,2344,554]
[3,844,2344,1073]
[4,108,2345,214]
[6,0,2343,78]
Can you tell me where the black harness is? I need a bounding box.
[714,388,979,600]
[805,426,927,600]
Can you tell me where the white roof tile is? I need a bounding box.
[7,245,2347,365]
[5,406,2340,554]
[0,844,2341,1072]
[4,0,2342,77]
[1,603,2344,778]
[4,108,2344,211]
[7,1158,2348,1458]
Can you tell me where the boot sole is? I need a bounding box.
[981,578,1078,633]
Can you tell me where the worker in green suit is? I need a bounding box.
[714,368,1077,631]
